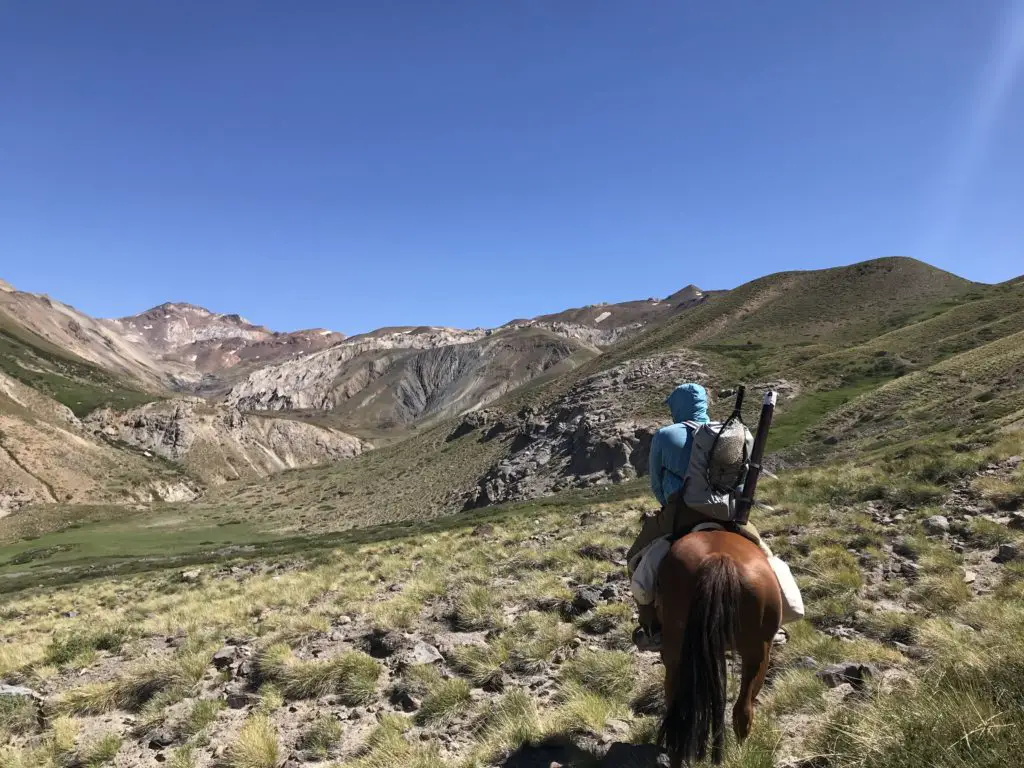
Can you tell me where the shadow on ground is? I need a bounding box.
[500,739,667,767]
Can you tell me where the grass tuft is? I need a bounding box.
[560,649,634,702]
[416,677,472,726]
[298,715,343,759]
[227,715,280,768]
[255,644,380,703]
[80,732,121,767]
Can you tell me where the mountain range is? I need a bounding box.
[1,256,1021,528]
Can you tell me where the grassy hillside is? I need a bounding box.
[1,432,1021,767]
[0,311,157,418]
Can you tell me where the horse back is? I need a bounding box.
[662,530,782,635]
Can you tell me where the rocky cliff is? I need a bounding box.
[226,327,591,429]
[86,398,367,485]
[457,351,709,508]
[0,372,199,515]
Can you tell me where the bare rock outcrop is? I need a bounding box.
[87,398,366,484]
[462,352,709,508]
[226,327,588,429]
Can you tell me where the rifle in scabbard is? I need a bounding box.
[734,389,777,525]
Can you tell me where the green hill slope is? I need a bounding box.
[0,310,158,418]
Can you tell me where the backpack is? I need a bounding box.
[678,416,754,522]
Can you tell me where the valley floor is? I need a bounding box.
[2,435,1024,768]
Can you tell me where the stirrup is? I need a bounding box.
[633,626,662,652]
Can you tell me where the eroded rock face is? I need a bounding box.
[86,398,366,484]
[456,354,797,509]
[225,327,587,429]
[462,353,709,508]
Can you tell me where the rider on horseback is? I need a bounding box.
[627,382,773,649]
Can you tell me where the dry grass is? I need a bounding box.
[298,715,344,759]
[254,644,380,703]
[226,715,280,768]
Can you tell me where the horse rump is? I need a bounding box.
[658,552,741,765]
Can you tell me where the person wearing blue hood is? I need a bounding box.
[625,382,770,647]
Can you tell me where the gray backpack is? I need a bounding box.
[679,418,754,521]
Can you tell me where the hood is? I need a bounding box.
[666,383,709,424]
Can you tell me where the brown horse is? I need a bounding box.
[655,530,782,767]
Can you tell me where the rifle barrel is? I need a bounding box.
[735,390,776,524]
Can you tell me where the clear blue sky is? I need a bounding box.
[2,1,1022,334]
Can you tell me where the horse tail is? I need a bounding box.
[658,552,742,765]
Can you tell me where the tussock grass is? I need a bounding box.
[346,714,446,768]
[967,517,1022,548]
[56,648,209,714]
[168,746,198,768]
[576,602,632,635]
[765,668,827,715]
[48,715,79,761]
[179,698,223,738]
[0,694,38,739]
[369,595,423,630]
[450,585,504,631]
[858,609,920,645]
[416,676,472,726]
[255,684,284,715]
[449,642,509,688]
[44,623,135,667]
[809,599,1024,767]
[80,732,121,767]
[777,620,904,666]
[560,649,635,702]
[298,715,343,759]
[464,690,543,766]
[551,685,624,735]
[227,715,280,768]
[255,644,380,703]
[0,643,44,679]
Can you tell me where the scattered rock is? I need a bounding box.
[577,543,614,561]
[824,682,856,705]
[777,757,830,768]
[471,523,495,538]
[336,615,353,626]
[180,569,201,582]
[600,743,670,767]
[816,662,875,690]
[390,689,420,712]
[226,692,253,709]
[212,646,237,670]
[364,629,406,659]
[62,610,78,619]
[148,729,175,749]
[405,641,443,666]
[892,537,917,559]
[1007,512,1024,531]
[568,585,603,616]
[963,570,977,584]
[877,668,915,695]
[996,543,1019,563]
[923,515,949,535]
[481,671,508,693]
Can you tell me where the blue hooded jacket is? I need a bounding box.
[649,383,710,506]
